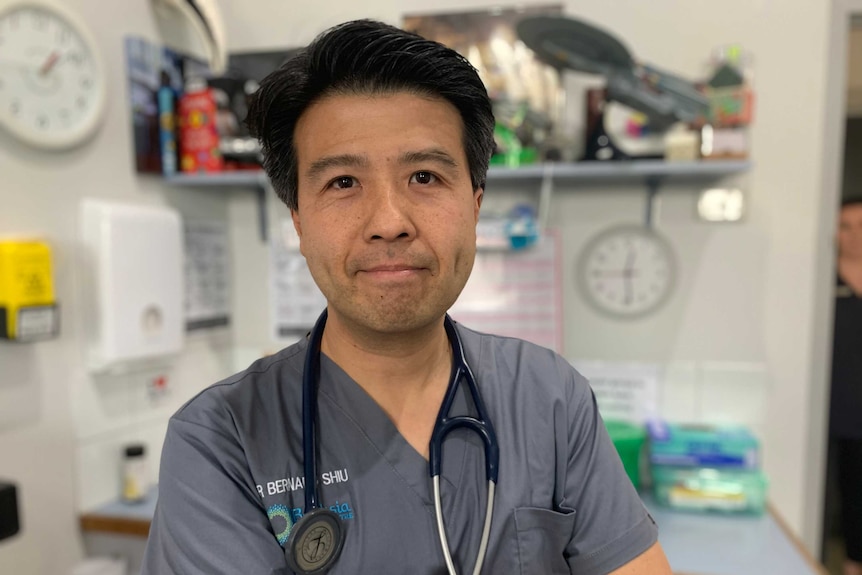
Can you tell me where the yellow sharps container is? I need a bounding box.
[0,240,59,341]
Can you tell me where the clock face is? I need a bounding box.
[578,225,676,318]
[0,1,106,149]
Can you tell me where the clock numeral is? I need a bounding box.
[68,52,84,66]
[76,96,86,108]
[10,101,19,116]
[59,109,69,120]
[81,77,92,90]
[58,27,71,44]
[37,116,48,129]
[33,13,48,30]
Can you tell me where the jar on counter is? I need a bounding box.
[121,444,148,504]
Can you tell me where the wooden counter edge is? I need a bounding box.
[767,502,829,575]
[79,513,151,538]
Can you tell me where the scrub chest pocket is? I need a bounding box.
[513,506,576,574]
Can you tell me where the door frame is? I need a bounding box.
[806,0,862,556]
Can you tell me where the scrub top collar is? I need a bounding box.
[313,344,480,503]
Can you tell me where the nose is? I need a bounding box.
[363,181,417,242]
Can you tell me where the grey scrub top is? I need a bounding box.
[142,323,657,575]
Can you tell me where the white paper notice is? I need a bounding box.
[184,220,231,330]
[570,360,660,423]
[449,231,563,352]
[270,220,326,336]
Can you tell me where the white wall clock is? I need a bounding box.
[577,224,676,319]
[0,0,107,150]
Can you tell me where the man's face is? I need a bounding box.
[839,203,862,259]
[291,91,483,334]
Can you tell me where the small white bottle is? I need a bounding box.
[121,444,148,504]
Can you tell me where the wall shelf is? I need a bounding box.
[488,160,750,228]
[166,160,751,239]
[166,171,271,241]
[487,159,750,182]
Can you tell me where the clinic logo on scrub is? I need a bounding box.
[268,501,355,546]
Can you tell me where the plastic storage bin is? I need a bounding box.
[651,465,769,515]
[605,420,646,489]
[647,420,759,469]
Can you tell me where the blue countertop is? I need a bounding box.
[82,488,824,575]
[641,493,824,575]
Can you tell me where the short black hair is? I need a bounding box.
[245,19,495,210]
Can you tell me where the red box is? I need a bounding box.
[178,87,223,173]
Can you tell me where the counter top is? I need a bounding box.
[79,487,158,538]
[640,493,826,575]
[80,488,825,574]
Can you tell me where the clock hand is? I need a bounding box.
[623,248,636,305]
[39,51,61,76]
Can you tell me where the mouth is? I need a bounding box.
[364,264,423,272]
[357,263,429,280]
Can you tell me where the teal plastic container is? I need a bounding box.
[605,420,646,489]
[651,465,769,515]
[647,421,759,470]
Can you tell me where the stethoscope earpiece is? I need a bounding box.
[285,508,345,574]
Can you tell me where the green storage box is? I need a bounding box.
[605,420,646,489]
[651,465,769,515]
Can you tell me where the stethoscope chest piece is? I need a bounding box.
[285,508,345,574]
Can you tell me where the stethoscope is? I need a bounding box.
[285,309,499,575]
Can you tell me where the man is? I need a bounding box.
[142,20,671,574]
[830,198,862,575]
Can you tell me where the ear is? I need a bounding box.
[473,187,484,223]
[290,209,303,252]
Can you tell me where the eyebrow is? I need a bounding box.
[305,153,369,182]
[398,148,460,170]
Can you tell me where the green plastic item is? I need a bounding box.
[490,124,538,168]
[604,420,646,489]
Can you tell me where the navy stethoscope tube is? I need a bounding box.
[431,316,499,483]
[299,309,499,574]
[301,308,328,513]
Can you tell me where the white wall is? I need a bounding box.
[0,2,237,573]
[222,0,837,551]
[0,0,843,572]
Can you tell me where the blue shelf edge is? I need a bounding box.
[164,160,750,188]
[486,159,751,180]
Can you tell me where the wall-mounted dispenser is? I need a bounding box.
[0,239,59,342]
[0,481,19,541]
[81,200,184,372]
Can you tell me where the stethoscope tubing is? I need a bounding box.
[301,310,499,575]
[302,309,328,512]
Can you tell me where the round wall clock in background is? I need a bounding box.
[0,0,107,150]
[577,224,677,319]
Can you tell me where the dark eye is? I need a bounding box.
[410,171,437,185]
[331,176,356,189]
